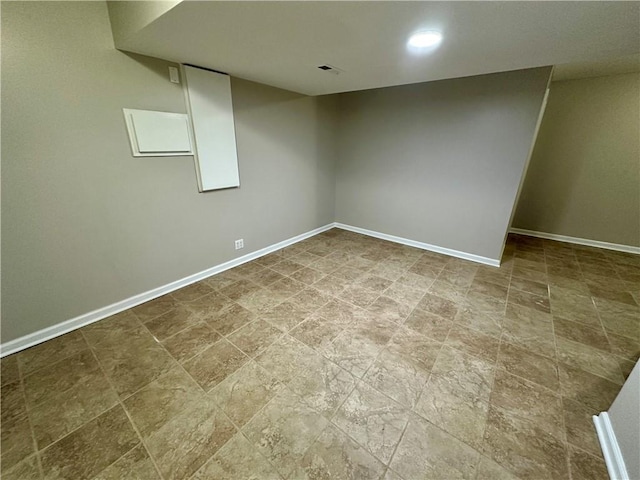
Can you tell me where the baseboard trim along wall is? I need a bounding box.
[334,223,502,267]
[0,223,335,358]
[1,221,502,357]
[593,412,629,480]
[510,228,640,255]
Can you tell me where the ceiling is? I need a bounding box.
[109,1,640,96]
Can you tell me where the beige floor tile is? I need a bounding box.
[183,338,249,392]
[210,361,282,427]
[143,305,202,341]
[26,352,119,449]
[80,311,142,347]
[290,314,346,350]
[416,292,459,320]
[170,281,214,303]
[464,291,507,315]
[339,285,380,308]
[594,297,640,340]
[474,455,520,480]
[416,378,489,449]
[219,279,262,302]
[94,444,159,480]
[123,366,204,437]
[206,302,256,336]
[17,331,87,376]
[1,355,20,386]
[356,274,394,293]
[262,300,312,332]
[390,414,480,480]
[502,312,556,359]
[607,332,640,361]
[446,324,500,362]
[508,289,550,314]
[192,432,281,480]
[321,330,382,378]
[90,325,176,398]
[490,369,564,442]
[251,268,286,287]
[404,309,452,342]
[430,346,495,403]
[318,299,369,325]
[289,288,332,311]
[363,349,430,408]
[562,398,601,456]
[236,287,287,314]
[289,266,326,285]
[568,445,608,480]
[145,400,236,480]
[292,424,386,480]
[268,277,306,299]
[555,336,624,384]
[367,296,413,324]
[482,405,568,480]
[2,454,41,480]
[40,405,138,480]
[1,404,35,474]
[455,305,503,339]
[312,275,351,296]
[289,357,355,418]
[227,320,282,358]
[131,295,180,322]
[382,282,426,308]
[469,278,509,301]
[553,316,610,351]
[349,317,399,349]
[256,335,323,385]
[161,321,221,363]
[333,382,409,464]
[243,388,329,478]
[497,342,559,391]
[558,363,620,412]
[386,327,442,374]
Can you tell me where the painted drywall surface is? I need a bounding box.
[334,67,552,261]
[107,1,182,47]
[608,361,640,480]
[1,1,337,342]
[513,74,640,246]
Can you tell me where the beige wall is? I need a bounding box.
[513,73,640,246]
[1,1,337,342]
[334,68,552,261]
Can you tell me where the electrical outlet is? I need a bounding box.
[235,239,244,250]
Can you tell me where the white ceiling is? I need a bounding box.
[111,1,640,96]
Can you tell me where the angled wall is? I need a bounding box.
[513,73,640,247]
[334,67,552,262]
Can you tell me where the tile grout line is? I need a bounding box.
[79,330,168,480]
[14,354,46,479]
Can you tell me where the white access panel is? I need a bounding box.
[182,65,240,191]
[123,109,193,157]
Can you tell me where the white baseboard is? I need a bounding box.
[0,223,335,358]
[593,412,629,480]
[334,223,501,267]
[510,228,640,255]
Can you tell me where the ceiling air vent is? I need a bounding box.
[317,64,343,75]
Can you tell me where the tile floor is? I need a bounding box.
[1,229,638,480]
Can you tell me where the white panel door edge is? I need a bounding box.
[181,65,240,192]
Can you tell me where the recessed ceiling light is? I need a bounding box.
[407,31,443,49]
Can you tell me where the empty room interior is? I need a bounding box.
[2,1,640,480]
